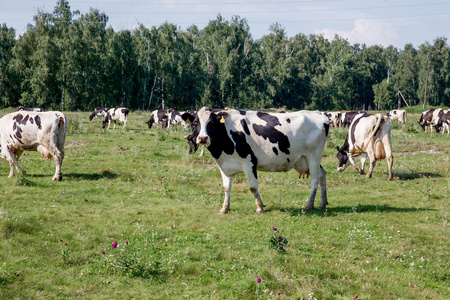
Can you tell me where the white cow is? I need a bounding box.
[193,107,329,213]
[387,109,407,126]
[0,111,67,180]
[102,107,129,130]
[325,112,342,128]
[167,109,189,130]
[336,113,393,180]
[434,109,450,135]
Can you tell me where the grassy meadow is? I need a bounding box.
[0,107,448,299]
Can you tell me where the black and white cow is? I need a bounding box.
[341,111,365,128]
[434,109,450,135]
[418,108,443,132]
[146,109,169,129]
[325,112,342,128]
[387,109,407,126]
[89,107,109,121]
[15,106,42,112]
[336,113,393,180]
[0,111,67,180]
[193,107,329,214]
[102,107,129,130]
[167,110,189,130]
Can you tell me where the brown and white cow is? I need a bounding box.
[336,113,393,180]
[325,112,342,128]
[341,111,366,127]
[0,111,67,180]
[89,107,109,121]
[387,109,407,126]
[418,108,443,132]
[102,107,129,130]
[434,109,450,135]
[193,107,329,214]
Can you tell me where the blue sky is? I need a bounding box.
[1,0,450,49]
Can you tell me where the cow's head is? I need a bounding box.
[336,146,350,172]
[146,114,155,128]
[195,107,228,146]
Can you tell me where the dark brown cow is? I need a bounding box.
[434,109,450,134]
[418,108,443,132]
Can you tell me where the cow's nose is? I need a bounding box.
[198,136,208,144]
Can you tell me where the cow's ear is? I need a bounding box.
[215,112,228,124]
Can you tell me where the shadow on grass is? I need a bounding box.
[64,170,119,180]
[395,171,442,180]
[273,204,436,217]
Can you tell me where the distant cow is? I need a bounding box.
[341,111,365,127]
[89,107,109,121]
[15,106,42,112]
[167,110,189,130]
[146,110,169,129]
[102,108,129,130]
[387,109,407,126]
[418,108,443,132]
[336,113,393,180]
[434,109,450,135]
[325,112,342,128]
[193,107,329,213]
[0,111,67,180]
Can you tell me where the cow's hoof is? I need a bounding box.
[303,205,313,212]
[256,209,265,214]
[318,205,327,210]
[219,208,229,214]
[53,174,62,181]
[365,174,372,178]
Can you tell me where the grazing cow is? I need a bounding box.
[102,107,129,130]
[193,107,329,214]
[89,107,109,121]
[15,106,42,112]
[336,113,393,180]
[434,109,450,135]
[341,111,365,127]
[146,109,169,129]
[325,112,342,128]
[0,111,67,180]
[387,109,407,126]
[167,110,189,130]
[418,108,443,132]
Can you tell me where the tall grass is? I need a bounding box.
[0,107,448,299]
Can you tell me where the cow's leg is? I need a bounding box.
[360,153,368,174]
[47,139,63,181]
[318,165,328,209]
[348,155,363,174]
[303,160,321,211]
[219,170,232,214]
[243,166,264,214]
[365,154,376,178]
[113,120,116,129]
[3,148,16,178]
[199,145,205,157]
[13,150,25,175]
[383,139,394,181]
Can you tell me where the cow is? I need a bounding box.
[0,111,67,181]
[387,109,407,126]
[146,109,169,129]
[434,109,450,135]
[102,107,129,130]
[418,108,443,132]
[89,107,109,121]
[167,110,189,130]
[341,111,365,127]
[193,107,329,214]
[325,112,342,128]
[336,113,393,180]
[15,106,42,112]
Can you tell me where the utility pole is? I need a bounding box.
[423,73,428,109]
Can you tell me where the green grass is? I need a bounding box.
[0,107,448,299]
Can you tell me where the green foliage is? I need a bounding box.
[3,2,450,111]
[373,79,397,109]
[268,227,288,253]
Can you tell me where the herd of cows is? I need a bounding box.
[0,105,449,213]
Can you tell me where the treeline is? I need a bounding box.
[1,0,450,112]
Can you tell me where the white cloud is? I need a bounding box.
[314,19,398,47]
